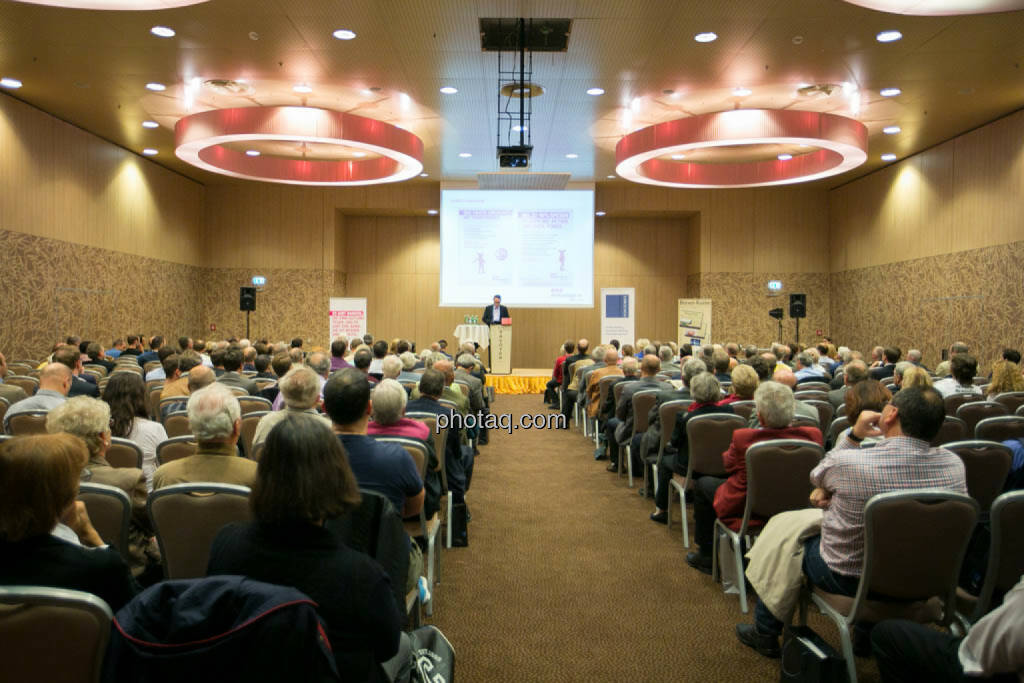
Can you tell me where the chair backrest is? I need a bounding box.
[113,365,142,377]
[406,412,447,478]
[975,415,1024,442]
[373,437,432,536]
[827,416,850,447]
[597,375,619,411]
[730,400,756,421]
[791,414,820,429]
[239,411,268,460]
[804,400,834,431]
[5,375,39,396]
[438,398,458,412]
[253,379,277,392]
[7,410,50,436]
[657,400,692,461]
[163,411,191,438]
[155,436,197,465]
[944,392,983,416]
[942,440,1013,512]
[0,397,8,429]
[147,483,252,579]
[399,380,418,394]
[613,380,627,406]
[992,391,1024,414]
[857,490,978,623]
[106,437,143,469]
[797,382,829,392]
[1018,404,1024,417]
[930,415,968,446]
[686,413,747,478]
[743,439,825,530]
[78,482,131,562]
[956,401,1009,436]
[0,585,112,683]
[158,396,189,422]
[7,362,35,375]
[237,396,273,415]
[631,390,660,434]
[228,386,248,397]
[454,381,470,397]
[794,390,828,403]
[145,384,164,420]
[975,491,1024,618]
[83,364,108,378]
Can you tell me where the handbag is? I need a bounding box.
[780,626,847,683]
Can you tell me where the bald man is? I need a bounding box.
[3,362,72,433]
[586,348,623,418]
[745,367,820,428]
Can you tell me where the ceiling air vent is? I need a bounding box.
[480,18,571,52]
[477,173,570,190]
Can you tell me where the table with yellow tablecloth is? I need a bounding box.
[485,373,549,395]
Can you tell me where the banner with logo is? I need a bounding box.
[677,298,712,348]
[601,287,635,347]
[328,297,367,342]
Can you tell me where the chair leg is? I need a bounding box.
[711,524,721,581]
[651,464,659,498]
[621,445,629,478]
[837,621,858,683]
[626,448,634,488]
[425,535,437,617]
[734,535,748,613]
[680,488,690,547]
[593,419,600,447]
[445,492,453,550]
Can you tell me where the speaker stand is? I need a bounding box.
[246,310,250,340]
[776,318,783,343]
[794,317,800,345]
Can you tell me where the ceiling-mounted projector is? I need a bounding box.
[497,145,532,168]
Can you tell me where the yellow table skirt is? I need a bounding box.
[485,374,548,395]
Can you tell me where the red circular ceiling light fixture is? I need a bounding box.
[615,109,867,188]
[839,0,1024,14]
[175,106,423,185]
[9,0,208,7]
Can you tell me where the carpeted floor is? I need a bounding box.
[429,395,882,682]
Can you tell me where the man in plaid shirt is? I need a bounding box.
[736,386,967,659]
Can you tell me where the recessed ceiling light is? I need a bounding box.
[876,30,902,43]
[733,86,752,97]
[606,175,615,179]
[694,32,717,43]
[352,151,367,157]
[420,172,429,177]
[1,77,23,89]
[586,87,605,96]
[879,87,901,97]
[141,120,159,129]
[145,82,166,91]
[671,153,686,160]
[150,25,175,38]
[142,148,158,156]
[293,83,313,93]
[245,149,260,157]
[883,125,901,134]
[427,209,439,215]
[777,153,793,161]
[439,86,458,94]
[565,153,579,159]
[458,152,472,158]
[511,125,527,132]
[881,153,897,161]
[332,29,356,40]
[595,211,606,216]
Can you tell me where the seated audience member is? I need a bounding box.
[933,354,983,398]
[253,354,274,379]
[46,397,156,575]
[736,387,967,658]
[794,351,827,383]
[106,338,126,359]
[324,369,424,591]
[575,345,608,407]
[890,361,913,392]
[252,367,331,450]
[934,360,952,379]
[273,351,329,411]
[120,334,143,358]
[660,346,682,378]
[872,574,1024,683]
[152,383,256,489]
[396,352,422,386]
[0,433,138,610]
[950,341,970,358]
[368,340,389,379]
[103,372,168,488]
[650,372,734,524]
[560,338,591,401]
[368,379,440,517]
[353,347,375,382]
[380,355,402,381]
[144,346,177,382]
[3,362,72,433]
[216,347,258,395]
[839,379,893,443]
[901,365,933,391]
[868,346,901,381]
[868,345,885,369]
[53,344,99,398]
[209,347,227,376]
[136,336,163,367]
[586,348,623,419]
[455,354,486,413]
[407,369,473,505]
[720,364,758,404]
[906,348,929,371]
[427,360,470,417]
[160,363,214,420]
[562,345,598,424]
[85,342,115,373]
[206,414,402,681]
[0,351,29,406]
[633,358,706,466]
[241,346,257,373]
[604,354,662,466]
[329,337,351,372]
[987,360,1024,398]
[593,357,640,459]
[748,367,818,427]
[711,349,731,383]
[750,355,774,382]
[686,382,823,573]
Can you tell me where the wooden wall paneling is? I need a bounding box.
[707,190,755,273]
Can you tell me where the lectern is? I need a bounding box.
[489,322,512,375]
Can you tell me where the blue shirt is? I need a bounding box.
[338,434,422,515]
[106,349,122,358]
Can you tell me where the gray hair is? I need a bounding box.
[399,351,417,370]
[907,349,923,363]
[46,396,110,457]
[754,381,795,429]
[658,345,674,362]
[306,351,330,377]
[371,379,407,426]
[381,355,402,379]
[279,366,320,409]
[796,352,813,368]
[643,344,657,356]
[690,372,721,404]
[838,347,852,363]
[591,345,605,361]
[425,352,447,369]
[894,361,913,380]
[682,358,707,386]
[187,383,241,442]
[621,356,639,376]
[419,349,432,361]
[457,353,476,369]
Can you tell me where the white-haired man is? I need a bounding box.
[252,367,331,449]
[152,383,256,488]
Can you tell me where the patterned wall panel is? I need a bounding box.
[829,240,1024,371]
[0,230,204,359]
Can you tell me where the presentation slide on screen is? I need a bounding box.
[439,189,595,308]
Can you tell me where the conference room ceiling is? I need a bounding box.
[1,0,1023,188]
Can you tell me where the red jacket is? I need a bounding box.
[712,425,823,531]
[552,355,568,383]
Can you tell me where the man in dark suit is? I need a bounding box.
[870,346,901,381]
[481,295,509,325]
[604,354,662,472]
[53,345,99,398]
